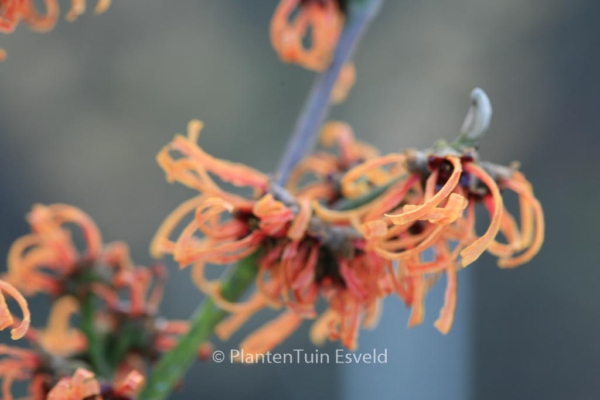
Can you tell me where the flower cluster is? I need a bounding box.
[0,0,111,60]
[270,0,345,71]
[152,98,544,358]
[47,368,143,400]
[270,0,355,104]
[0,204,200,399]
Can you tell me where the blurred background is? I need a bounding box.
[1,0,599,399]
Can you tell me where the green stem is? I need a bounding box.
[107,320,140,369]
[80,291,111,378]
[139,252,260,400]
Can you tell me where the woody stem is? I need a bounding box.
[139,252,259,400]
[275,0,386,185]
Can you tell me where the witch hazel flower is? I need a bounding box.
[0,296,92,398]
[0,0,111,60]
[270,0,345,71]
[6,204,102,297]
[312,88,545,333]
[0,279,30,340]
[0,204,209,398]
[47,368,144,400]
[152,119,401,354]
[270,0,357,104]
[153,87,544,361]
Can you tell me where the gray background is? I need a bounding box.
[1,1,599,399]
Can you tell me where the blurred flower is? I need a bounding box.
[30,296,87,357]
[270,0,344,71]
[47,368,100,400]
[0,296,86,398]
[0,345,44,399]
[0,279,30,339]
[0,0,111,60]
[47,368,143,400]
[6,204,102,296]
[0,204,198,398]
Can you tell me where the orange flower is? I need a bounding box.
[6,204,102,296]
[224,244,392,355]
[155,108,543,356]
[0,344,42,399]
[153,120,401,355]
[270,0,344,71]
[47,368,144,400]
[0,0,111,60]
[47,368,100,400]
[151,120,276,270]
[0,279,30,340]
[332,147,544,333]
[30,296,87,357]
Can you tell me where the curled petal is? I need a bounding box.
[312,174,418,225]
[361,220,388,240]
[286,152,339,193]
[235,311,303,360]
[194,197,244,240]
[340,298,361,350]
[486,200,520,257]
[401,192,467,226]
[341,153,407,199]
[287,198,312,241]
[215,292,267,341]
[253,194,294,235]
[434,263,458,334]
[150,196,206,258]
[71,368,99,396]
[174,217,260,267]
[28,204,102,260]
[374,225,444,261]
[362,174,421,222]
[48,368,100,400]
[460,163,503,267]
[270,0,342,71]
[408,275,425,328]
[192,261,266,314]
[339,260,368,299]
[0,280,30,340]
[386,156,463,226]
[496,176,545,268]
[38,296,86,357]
[21,0,60,32]
[170,120,269,190]
[319,120,372,166]
[310,309,339,346]
[66,0,111,21]
[363,300,382,330]
[94,0,111,14]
